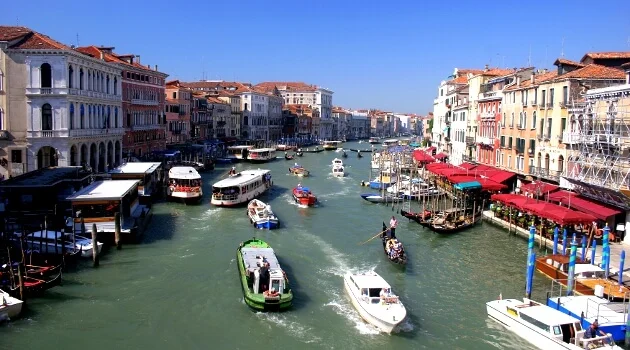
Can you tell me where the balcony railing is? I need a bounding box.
[131,124,162,131]
[465,136,476,146]
[477,136,492,146]
[70,128,125,137]
[529,166,566,181]
[67,89,122,101]
[131,99,159,106]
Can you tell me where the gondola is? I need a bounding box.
[427,213,482,234]
[0,263,63,298]
[295,151,303,157]
[284,153,294,160]
[342,151,348,158]
[349,148,373,153]
[380,223,407,265]
[400,209,432,225]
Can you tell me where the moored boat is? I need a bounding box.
[11,230,103,259]
[293,185,317,206]
[0,263,63,298]
[247,199,279,230]
[247,148,277,163]
[284,152,294,160]
[211,169,273,207]
[486,297,621,350]
[289,163,310,177]
[343,271,407,333]
[0,289,23,321]
[359,193,403,203]
[427,208,481,234]
[400,209,432,225]
[535,255,595,296]
[167,166,203,203]
[236,238,292,311]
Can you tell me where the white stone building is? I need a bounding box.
[1,27,124,176]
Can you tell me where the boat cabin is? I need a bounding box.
[382,139,398,147]
[241,247,285,295]
[542,255,588,273]
[348,273,400,305]
[226,145,254,160]
[109,162,163,203]
[66,180,151,241]
[247,148,276,162]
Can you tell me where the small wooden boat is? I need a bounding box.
[400,209,432,224]
[360,193,403,203]
[0,263,63,298]
[236,238,292,311]
[0,289,23,321]
[247,199,279,230]
[427,209,481,234]
[293,186,317,206]
[289,164,310,177]
[284,153,294,160]
[295,151,303,157]
[380,224,407,265]
[343,271,407,333]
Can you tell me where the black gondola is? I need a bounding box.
[357,152,363,158]
[295,151,303,157]
[426,212,482,234]
[284,153,294,160]
[0,262,63,298]
[342,151,348,158]
[380,223,407,265]
[400,209,432,225]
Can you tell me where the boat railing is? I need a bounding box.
[579,333,615,349]
[213,193,238,201]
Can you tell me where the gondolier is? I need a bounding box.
[389,216,398,238]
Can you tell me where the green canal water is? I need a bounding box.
[1,141,552,350]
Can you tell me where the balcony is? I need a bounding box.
[465,136,476,146]
[522,101,527,107]
[70,128,125,137]
[477,136,493,146]
[131,99,159,106]
[546,103,554,109]
[529,166,566,182]
[131,124,162,131]
[68,89,122,101]
[537,134,544,141]
[26,87,66,95]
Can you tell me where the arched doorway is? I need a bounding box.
[90,143,97,170]
[37,146,57,169]
[558,155,564,173]
[98,142,106,172]
[70,145,77,166]
[114,141,121,166]
[537,152,542,168]
[107,141,114,170]
[545,154,550,170]
[81,144,88,166]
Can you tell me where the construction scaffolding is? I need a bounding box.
[565,85,630,209]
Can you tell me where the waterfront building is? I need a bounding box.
[422,113,432,141]
[207,96,231,139]
[348,110,370,139]
[75,46,168,159]
[1,26,124,175]
[217,93,243,139]
[191,92,211,141]
[563,62,630,242]
[255,82,333,140]
[165,80,192,145]
[448,86,469,165]
[332,107,352,140]
[285,104,314,140]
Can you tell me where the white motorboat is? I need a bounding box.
[167,166,203,202]
[247,199,279,230]
[332,158,345,177]
[12,230,103,258]
[343,271,406,333]
[360,193,403,203]
[486,297,621,350]
[0,289,23,321]
[211,169,273,206]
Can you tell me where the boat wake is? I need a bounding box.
[282,193,310,208]
[324,295,381,335]
[318,186,352,199]
[192,207,222,221]
[255,312,322,344]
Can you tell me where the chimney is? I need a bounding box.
[155,65,158,72]
[516,75,521,86]
[484,64,489,72]
[100,51,103,60]
[148,64,151,70]
[136,55,140,64]
[530,71,535,83]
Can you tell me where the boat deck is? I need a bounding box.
[553,296,626,325]
[241,247,280,270]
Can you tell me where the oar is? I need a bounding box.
[358,228,390,245]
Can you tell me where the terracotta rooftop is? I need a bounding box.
[621,62,630,69]
[451,75,469,84]
[0,26,32,41]
[9,30,71,50]
[207,96,229,105]
[554,58,585,68]
[581,52,630,61]
[255,81,318,93]
[554,64,625,80]
[504,71,558,91]
[75,46,160,72]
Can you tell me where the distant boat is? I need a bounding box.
[293,186,317,206]
[167,166,203,203]
[236,238,293,311]
[211,169,273,207]
[247,199,279,230]
[289,164,310,177]
[332,158,345,177]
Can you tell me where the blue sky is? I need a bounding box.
[3,1,630,114]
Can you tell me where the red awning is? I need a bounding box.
[448,175,507,191]
[459,163,477,170]
[434,152,448,160]
[521,202,596,226]
[548,190,622,220]
[520,181,559,195]
[490,193,531,210]
[426,162,454,172]
[425,146,436,153]
[412,150,435,163]
[487,170,516,184]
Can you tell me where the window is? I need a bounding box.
[41,104,53,130]
[540,118,545,136]
[561,117,566,135]
[529,139,535,154]
[546,118,552,138]
[40,63,52,88]
[496,149,500,164]
[523,112,527,130]
[542,90,546,106]
[80,104,85,129]
[532,111,537,129]
[79,69,84,90]
[69,103,74,130]
[507,155,511,168]
[508,136,513,148]
[562,86,568,105]
[500,136,505,147]
[518,112,523,128]
[549,88,555,105]
[534,90,537,104]
[502,113,506,127]
[172,92,176,99]
[11,150,22,163]
[68,65,74,89]
[114,77,118,95]
[106,76,110,94]
[510,113,514,127]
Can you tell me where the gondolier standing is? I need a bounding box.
[389,216,398,238]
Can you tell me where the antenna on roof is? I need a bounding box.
[561,37,565,57]
[76,33,80,47]
[528,45,532,67]
[16,16,19,26]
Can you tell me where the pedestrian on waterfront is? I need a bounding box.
[389,216,398,238]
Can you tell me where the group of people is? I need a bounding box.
[386,238,404,259]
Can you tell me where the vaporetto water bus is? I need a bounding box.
[226,145,254,161]
[211,169,273,207]
[382,139,399,148]
[247,148,277,163]
[167,166,203,203]
[322,140,343,150]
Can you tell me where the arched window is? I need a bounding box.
[107,106,111,128]
[79,68,84,90]
[69,103,74,130]
[113,77,118,95]
[41,103,53,130]
[531,111,537,130]
[80,104,85,129]
[41,63,52,89]
[106,76,110,94]
[0,107,4,130]
[68,65,74,89]
[114,107,118,128]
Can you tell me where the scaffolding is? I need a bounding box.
[566,84,630,208]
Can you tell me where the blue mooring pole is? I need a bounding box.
[603,225,610,278]
[562,228,568,256]
[526,252,536,299]
[591,239,597,265]
[526,225,536,299]
[619,250,626,286]
[553,227,559,255]
[567,237,578,296]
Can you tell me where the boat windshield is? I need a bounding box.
[212,186,239,195]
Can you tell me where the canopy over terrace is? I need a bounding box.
[520,181,559,196]
[412,149,435,163]
[449,175,506,191]
[434,152,448,160]
[548,190,622,221]
[490,193,596,226]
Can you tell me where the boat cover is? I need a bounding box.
[454,181,482,191]
[241,247,280,270]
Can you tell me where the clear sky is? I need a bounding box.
[3,1,630,114]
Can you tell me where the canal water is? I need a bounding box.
[1,141,553,350]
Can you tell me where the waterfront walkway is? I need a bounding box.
[482,211,630,282]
